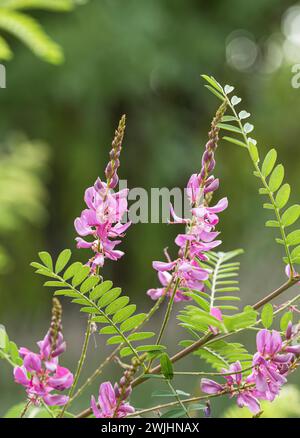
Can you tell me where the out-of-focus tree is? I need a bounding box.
[0,0,86,64]
[0,134,49,274]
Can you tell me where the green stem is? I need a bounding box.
[42,400,56,418]
[210,253,223,308]
[166,380,190,418]
[58,315,92,418]
[156,278,180,345]
[20,400,31,418]
[173,365,253,377]
[124,388,234,418]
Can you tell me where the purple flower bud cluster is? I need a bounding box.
[105,115,126,189]
[201,327,300,415]
[199,101,227,186]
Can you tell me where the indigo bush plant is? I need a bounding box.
[1,75,300,419]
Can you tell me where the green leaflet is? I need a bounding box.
[287,230,300,246]
[269,164,284,192]
[55,249,71,274]
[80,275,99,293]
[72,265,90,287]
[89,281,113,300]
[222,136,247,148]
[223,306,258,332]
[0,325,22,366]
[38,251,53,270]
[276,184,290,209]
[160,353,174,380]
[280,311,293,331]
[112,304,136,324]
[261,303,273,329]
[281,205,300,227]
[98,288,122,308]
[194,340,252,372]
[261,149,277,178]
[120,314,147,332]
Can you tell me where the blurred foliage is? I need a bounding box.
[223,385,300,418]
[0,134,49,274]
[0,0,83,63]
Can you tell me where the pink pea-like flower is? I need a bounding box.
[91,382,134,418]
[13,331,73,407]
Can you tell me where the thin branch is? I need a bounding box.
[58,315,92,418]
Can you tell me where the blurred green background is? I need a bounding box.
[1,0,300,417]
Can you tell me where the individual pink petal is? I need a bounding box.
[91,395,102,418]
[146,288,164,300]
[152,260,177,272]
[204,178,219,194]
[210,307,223,321]
[256,329,270,355]
[201,378,223,394]
[23,353,42,373]
[98,382,116,417]
[207,197,228,213]
[158,271,172,287]
[169,204,188,224]
[236,392,260,415]
[13,366,30,386]
[48,366,73,390]
[75,237,93,249]
[43,394,69,406]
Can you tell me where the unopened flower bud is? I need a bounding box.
[286,321,293,340]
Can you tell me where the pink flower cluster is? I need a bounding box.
[74,179,131,271]
[147,173,228,302]
[91,381,134,418]
[13,330,73,406]
[201,326,300,415]
[74,116,130,272]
